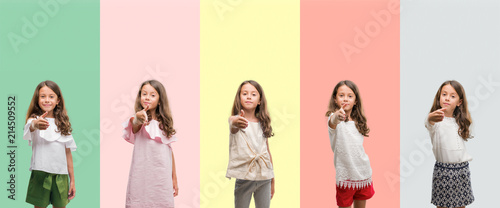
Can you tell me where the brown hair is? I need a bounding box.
[231,80,274,138]
[25,80,72,136]
[135,80,176,138]
[325,80,370,137]
[430,80,472,140]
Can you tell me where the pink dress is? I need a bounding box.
[123,118,177,208]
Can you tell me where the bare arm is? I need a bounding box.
[266,139,274,166]
[229,112,248,134]
[229,116,240,134]
[267,139,275,199]
[66,148,76,200]
[130,117,143,134]
[172,151,178,197]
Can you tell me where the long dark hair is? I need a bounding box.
[325,80,369,137]
[25,80,72,136]
[231,80,274,138]
[430,80,472,140]
[134,80,176,138]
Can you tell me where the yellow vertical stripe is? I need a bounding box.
[201,0,300,207]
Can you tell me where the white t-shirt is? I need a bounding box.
[425,116,473,163]
[226,121,274,181]
[23,117,77,174]
[328,115,372,189]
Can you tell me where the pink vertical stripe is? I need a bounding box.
[100,1,200,207]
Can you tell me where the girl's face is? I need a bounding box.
[140,84,159,111]
[240,83,261,111]
[335,85,357,111]
[439,84,462,113]
[38,86,60,115]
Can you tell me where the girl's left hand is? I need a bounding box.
[271,178,275,199]
[68,181,76,200]
[173,179,179,197]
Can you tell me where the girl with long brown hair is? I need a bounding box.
[24,80,77,208]
[326,80,374,208]
[123,80,178,208]
[426,80,474,208]
[226,80,275,208]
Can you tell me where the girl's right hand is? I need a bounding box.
[428,107,446,124]
[230,110,248,129]
[32,112,49,130]
[331,103,348,124]
[134,105,149,125]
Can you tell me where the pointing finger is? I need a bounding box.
[341,103,348,110]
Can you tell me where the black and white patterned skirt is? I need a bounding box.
[431,161,474,207]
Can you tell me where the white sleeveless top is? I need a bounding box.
[328,115,372,189]
[226,121,274,180]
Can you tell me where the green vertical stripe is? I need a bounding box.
[0,0,99,207]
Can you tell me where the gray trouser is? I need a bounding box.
[234,179,271,208]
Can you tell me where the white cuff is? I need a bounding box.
[132,116,140,125]
[329,113,339,125]
[31,120,36,130]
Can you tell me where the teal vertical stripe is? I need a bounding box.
[0,0,99,207]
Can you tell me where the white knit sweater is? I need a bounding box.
[328,115,372,189]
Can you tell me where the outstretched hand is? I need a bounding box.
[230,110,249,129]
[33,111,49,130]
[331,103,348,124]
[134,105,150,125]
[428,107,446,124]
